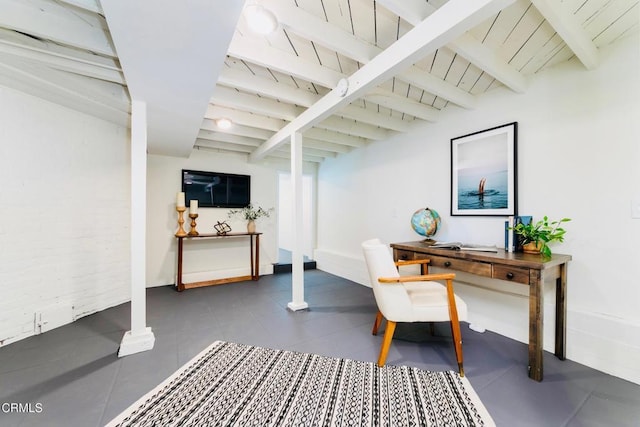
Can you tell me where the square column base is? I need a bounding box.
[118,327,155,357]
[287,301,309,311]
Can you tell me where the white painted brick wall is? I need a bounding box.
[0,87,131,346]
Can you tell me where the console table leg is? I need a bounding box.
[528,269,544,381]
[555,264,568,360]
[254,234,260,280]
[177,237,184,292]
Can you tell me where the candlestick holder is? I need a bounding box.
[188,213,199,236]
[175,206,187,237]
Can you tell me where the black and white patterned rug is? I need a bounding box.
[107,341,494,426]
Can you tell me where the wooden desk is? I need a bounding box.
[390,240,571,382]
[176,232,261,292]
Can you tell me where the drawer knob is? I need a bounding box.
[400,254,408,260]
[444,261,451,267]
[506,272,514,279]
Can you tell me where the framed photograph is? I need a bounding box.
[451,122,517,216]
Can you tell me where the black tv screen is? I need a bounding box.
[182,170,250,208]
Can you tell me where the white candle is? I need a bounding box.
[507,216,514,253]
[176,192,185,208]
[190,200,198,214]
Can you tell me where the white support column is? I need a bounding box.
[118,99,155,357]
[287,132,309,311]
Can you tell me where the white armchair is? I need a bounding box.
[362,238,467,376]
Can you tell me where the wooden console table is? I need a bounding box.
[176,232,261,292]
[390,240,571,382]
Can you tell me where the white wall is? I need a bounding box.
[0,88,131,346]
[146,149,317,287]
[316,34,640,384]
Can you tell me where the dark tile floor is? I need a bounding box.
[0,270,638,426]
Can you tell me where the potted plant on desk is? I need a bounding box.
[512,216,571,257]
[228,204,273,233]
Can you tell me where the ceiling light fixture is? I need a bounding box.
[216,118,232,130]
[244,4,279,35]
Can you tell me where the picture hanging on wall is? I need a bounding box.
[451,122,517,216]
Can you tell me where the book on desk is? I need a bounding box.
[429,241,498,252]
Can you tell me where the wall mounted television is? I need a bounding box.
[181,169,250,208]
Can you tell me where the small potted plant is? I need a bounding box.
[228,204,273,233]
[512,216,571,257]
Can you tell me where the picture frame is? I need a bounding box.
[451,122,517,216]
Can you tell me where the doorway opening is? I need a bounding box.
[275,172,316,273]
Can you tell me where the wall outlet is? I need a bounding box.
[633,199,640,219]
[34,304,73,334]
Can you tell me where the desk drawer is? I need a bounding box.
[428,255,492,277]
[493,265,529,285]
[395,249,416,261]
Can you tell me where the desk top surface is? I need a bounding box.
[391,240,572,270]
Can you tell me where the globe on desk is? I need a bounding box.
[410,207,441,238]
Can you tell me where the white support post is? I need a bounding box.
[118,99,155,357]
[288,132,309,311]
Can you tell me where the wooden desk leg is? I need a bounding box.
[555,263,568,360]
[177,237,184,292]
[528,269,544,381]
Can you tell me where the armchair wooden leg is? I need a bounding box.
[450,319,464,377]
[377,320,396,367]
[372,310,384,335]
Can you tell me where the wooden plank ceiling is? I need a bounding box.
[0,0,637,162]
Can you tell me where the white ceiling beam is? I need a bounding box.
[0,38,124,84]
[364,92,440,122]
[229,36,342,88]
[315,116,389,140]
[201,119,273,140]
[205,105,378,147]
[0,0,115,57]
[298,146,337,159]
[267,0,379,63]
[230,34,439,120]
[195,141,269,159]
[303,128,367,148]
[195,142,325,163]
[449,33,528,93]
[270,0,476,108]
[250,0,515,161]
[271,147,325,163]
[211,86,373,148]
[195,139,253,152]
[530,0,599,69]
[0,55,129,125]
[302,138,352,154]
[56,0,103,14]
[197,130,262,147]
[211,86,303,120]
[230,35,426,130]
[217,68,390,139]
[218,68,318,107]
[206,115,360,154]
[398,67,476,108]
[378,0,527,93]
[339,104,411,132]
[205,106,286,132]
[218,67,438,128]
